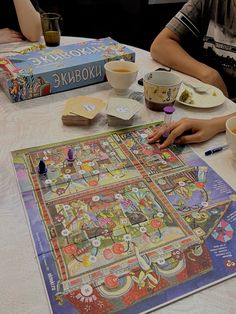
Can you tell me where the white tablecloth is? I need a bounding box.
[0,37,235,314]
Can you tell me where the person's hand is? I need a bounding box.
[0,28,23,44]
[148,118,222,148]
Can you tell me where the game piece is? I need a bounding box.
[38,159,47,174]
[62,96,106,126]
[67,148,75,161]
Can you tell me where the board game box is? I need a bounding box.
[12,122,236,314]
[0,37,135,103]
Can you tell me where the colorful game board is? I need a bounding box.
[12,123,236,314]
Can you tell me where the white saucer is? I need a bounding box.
[176,82,225,108]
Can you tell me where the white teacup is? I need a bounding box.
[104,60,138,95]
[226,116,236,159]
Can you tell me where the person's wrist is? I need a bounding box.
[196,64,228,96]
[210,116,227,134]
[197,64,219,83]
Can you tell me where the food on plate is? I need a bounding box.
[212,90,217,96]
[179,89,194,104]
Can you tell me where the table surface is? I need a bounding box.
[0,37,236,314]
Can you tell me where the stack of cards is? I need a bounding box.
[62,96,106,126]
[106,97,142,126]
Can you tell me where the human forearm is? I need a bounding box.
[148,112,236,147]
[210,112,236,133]
[151,31,203,78]
[150,28,228,96]
[13,0,41,42]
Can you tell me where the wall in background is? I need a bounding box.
[38,0,184,50]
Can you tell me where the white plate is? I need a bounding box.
[176,82,225,108]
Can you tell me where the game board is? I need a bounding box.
[12,123,236,314]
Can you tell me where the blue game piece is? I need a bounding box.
[67,148,75,161]
[38,159,47,174]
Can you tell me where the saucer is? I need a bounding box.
[176,82,225,108]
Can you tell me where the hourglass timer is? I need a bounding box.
[160,106,175,144]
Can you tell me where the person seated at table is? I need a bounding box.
[0,0,41,44]
[150,0,236,99]
[148,112,236,148]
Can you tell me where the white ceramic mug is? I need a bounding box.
[104,59,138,95]
[226,116,236,159]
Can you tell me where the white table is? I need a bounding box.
[0,37,236,314]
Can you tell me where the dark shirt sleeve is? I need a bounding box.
[166,0,210,41]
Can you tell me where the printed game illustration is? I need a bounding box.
[11,123,236,314]
[0,37,135,102]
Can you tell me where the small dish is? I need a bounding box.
[176,82,225,108]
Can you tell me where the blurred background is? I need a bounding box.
[38,0,187,50]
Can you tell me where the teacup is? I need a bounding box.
[226,116,236,159]
[104,60,138,95]
[143,71,182,111]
